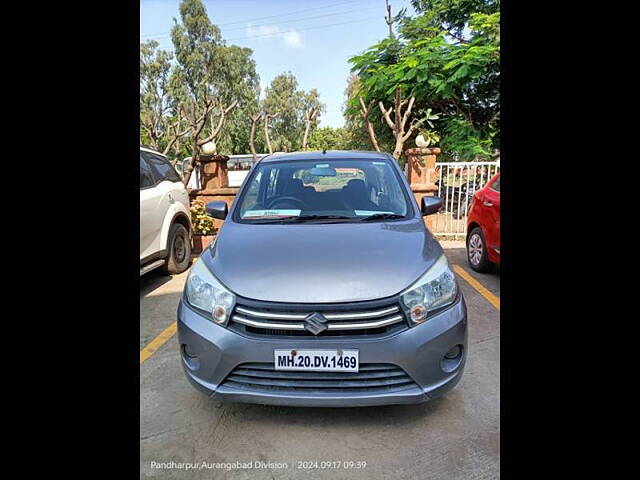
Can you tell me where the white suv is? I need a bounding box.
[140,147,192,275]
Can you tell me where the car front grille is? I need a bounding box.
[229,301,407,337]
[221,363,418,394]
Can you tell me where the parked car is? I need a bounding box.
[178,151,467,407]
[140,147,192,276]
[175,157,201,189]
[466,172,500,272]
[435,172,491,219]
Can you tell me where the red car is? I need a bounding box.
[466,172,500,272]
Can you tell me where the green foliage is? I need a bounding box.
[307,127,349,151]
[346,0,499,161]
[140,0,263,162]
[439,117,493,161]
[170,0,223,101]
[140,1,328,158]
[419,129,440,146]
[342,74,396,153]
[213,45,261,154]
[263,72,325,152]
[190,200,216,235]
[140,40,175,152]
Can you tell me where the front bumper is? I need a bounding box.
[177,296,467,407]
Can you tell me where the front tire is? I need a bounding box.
[162,223,191,275]
[467,227,491,272]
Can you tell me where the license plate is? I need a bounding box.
[274,349,359,372]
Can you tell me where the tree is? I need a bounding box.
[170,0,259,185]
[342,74,390,152]
[301,107,317,150]
[263,72,325,152]
[213,44,261,155]
[140,41,189,157]
[307,126,349,151]
[301,89,323,149]
[378,87,439,159]
[358,97,380,152]
[263,112,279,154]
[349,0,499,161]
[385,0,394,37]
[262,72,302,152]
[406,0,498,40]
[249,112,262,161]
[140,0,333,162]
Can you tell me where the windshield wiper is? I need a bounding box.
[285,214,354,223]
[358,213,405,222]
[246,214,354,224]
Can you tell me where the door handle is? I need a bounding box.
[483,201,493,207]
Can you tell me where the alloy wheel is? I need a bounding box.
[174,234,186,263]
[469,233,483,266]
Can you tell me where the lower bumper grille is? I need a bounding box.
[220,363,418,394]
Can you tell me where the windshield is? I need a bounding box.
[235,157,412,223]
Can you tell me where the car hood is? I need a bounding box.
[203,218,443,304]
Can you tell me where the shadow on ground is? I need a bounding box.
[140,269,174,297]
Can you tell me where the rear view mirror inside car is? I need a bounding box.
[309,166,337,176]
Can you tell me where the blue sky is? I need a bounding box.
[140,0,415,128]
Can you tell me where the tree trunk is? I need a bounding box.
[379,87,427,161]
[366,120,380,152]
[264,114,273,154]
[182,104,210,187]
[263,112,279,154]
[162,117,190,158]
[181,100,237,187]
[302,120,311,150]
[249,114,262,162]
[182,140,198,188]
[302,108,317,150]
[359,97,380,152]
[392,139,403,160]
[385,0,393,37]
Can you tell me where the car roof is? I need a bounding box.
[140,146,166,157]
[258,150,391,164]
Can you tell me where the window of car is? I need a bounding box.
[490,176,500,193]
[142,151,182,183]
[243,170,263,209]
[265,168,280,200]
[293,167,366,192]
[235,157,412,222]
[140,155,155,189]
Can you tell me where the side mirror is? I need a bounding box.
[205,201,228,220]
[421,196,443,216]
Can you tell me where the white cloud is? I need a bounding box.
[246,23,303,49]
[247,23,280,37]
[282,30,303,48]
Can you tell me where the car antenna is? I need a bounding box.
[322,148,327,154]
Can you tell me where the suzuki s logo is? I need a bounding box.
[304,312,328,335]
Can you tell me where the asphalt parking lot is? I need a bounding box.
[140,248,499,479]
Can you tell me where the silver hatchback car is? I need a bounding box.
[178,151,467,407]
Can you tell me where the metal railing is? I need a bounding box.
[228,154,268,187]
[430,161,500,237]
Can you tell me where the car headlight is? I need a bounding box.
[185,258,236,325]
[400,254,457,324]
